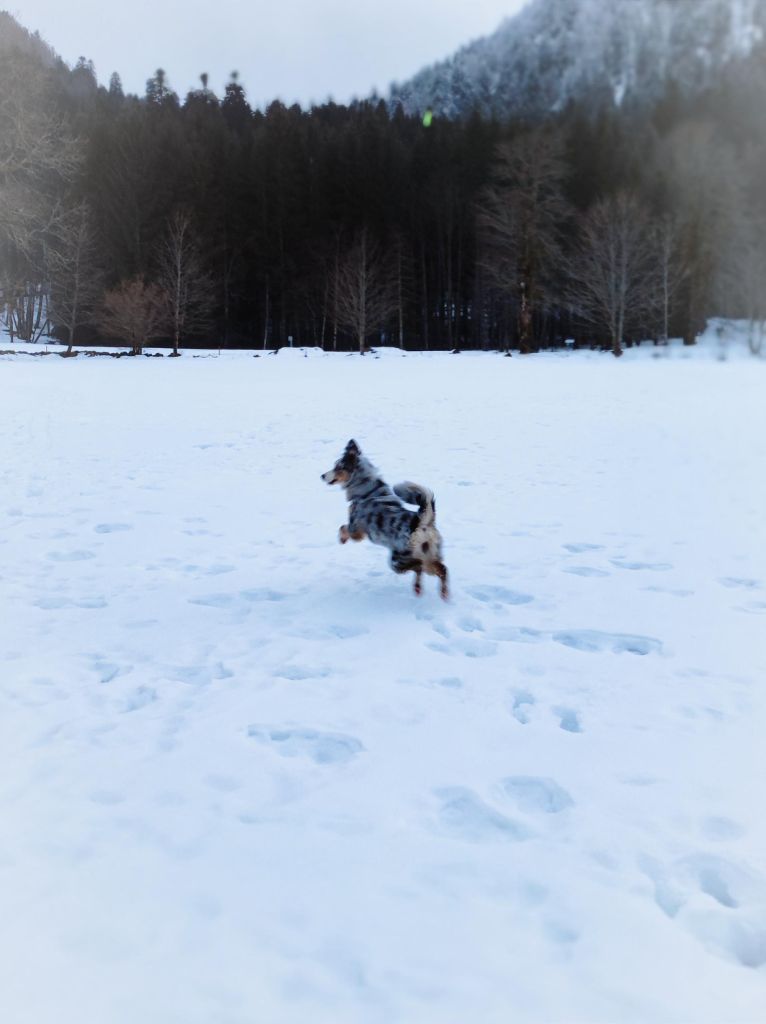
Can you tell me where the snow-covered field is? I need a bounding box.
[1,340,765,1024]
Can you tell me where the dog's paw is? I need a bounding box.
[339,525,350,544]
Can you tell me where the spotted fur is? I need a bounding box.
[322,440,449,599]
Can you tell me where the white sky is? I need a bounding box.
[11,1,527,108]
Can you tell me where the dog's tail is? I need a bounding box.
[394,482,436,528]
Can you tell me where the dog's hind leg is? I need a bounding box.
[430,560,449,600]
[391,550,423,595]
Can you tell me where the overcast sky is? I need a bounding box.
[11,1,527,108]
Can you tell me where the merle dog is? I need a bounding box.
[322,439,449,599]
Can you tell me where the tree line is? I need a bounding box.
[1,24,765,356]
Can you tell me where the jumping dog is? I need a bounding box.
[322,439,449,599]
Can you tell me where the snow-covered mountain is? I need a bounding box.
[390,0,766,119]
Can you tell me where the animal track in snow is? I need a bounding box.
[701,816,746,841]
[458,615,484,633]
[643,585,694,597]
[426,636,498,659]
[432,786,531,843]
[183,562,235,576]
[188,592,235,608]
[94,523,132,534]
[241,588,287,602]
[734,600,766,615]
[563,566,610,578]
[272,664,330,681]
[498,776,574,814]
[247,725,363,764]
[490,626,544,644]
[466,585,533,606]
[640,853,766,968]
[554,706,582,733]
[510,690,536,724]
[562,543,604,554]
[122,686,157,712]
[47,549,96,562]
[325,623,369,639]
[552,629,662,656]
[610,558,672,572]
[718,576,761,590]
[90,657,132,684]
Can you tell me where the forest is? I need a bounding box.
[1,13,765,356]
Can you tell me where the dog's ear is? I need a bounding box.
[345,439,360,456]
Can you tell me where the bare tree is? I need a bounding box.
[98,279,168,355]
[568,192,655,357]
[0,53,81,345]
[478,129,567,353]
[649,213,686,345]
[333,228,397,352]
[47,201,104,354]
[155,210,215,355]
[0,53,80,282]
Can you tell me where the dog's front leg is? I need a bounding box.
[340,525,366,544]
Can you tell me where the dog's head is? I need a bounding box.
[321,439,361,487]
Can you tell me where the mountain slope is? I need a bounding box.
[0,10,57,66]
[389,0,766,119]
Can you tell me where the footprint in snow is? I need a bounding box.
[247,725,363,764]
[434,676,463,689]
[272,665,330,681]
[94,523,132,534]
[610,558,672,571]
[191,563,236,576]
[510,690,536,724]
[734,600,766,615]
[701,816,746,841]
[718,577,761,590]
[643,585,694,597]
[554,706,582,733]
[432,786,531,843]
[241,587,287,602]
[122,686,157,712]
[640,853,766,968]
[467,585,533,606]
[491,625,544,644]
[33,596,72,610]
[552,629,661,656]
[47,549,96,562]
[563,566,611,578]
[90,657,132,684]
[458,615,484,633]
[498,776,574,814]
[188,592,235,608]
[562,543,605,554]
[426,637,498,658]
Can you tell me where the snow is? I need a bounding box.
[1,336,765,1023]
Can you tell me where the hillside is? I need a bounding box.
[390,0,766,118]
